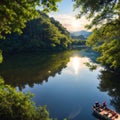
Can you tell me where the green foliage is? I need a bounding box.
[74,0,120,28]
[84,62,97,71]
[71,40,86,45]
[0,12,72,53]
[0,0,61,39]
[0,77,52,120]
[50,17,70,36]
[87,20,120,70]
[41,0,62,13]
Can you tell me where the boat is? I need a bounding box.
[92,102,120,120]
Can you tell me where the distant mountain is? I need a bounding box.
[71,35,86,40]
[70,30,92,38]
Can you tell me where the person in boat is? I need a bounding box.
[102,101,107,109]
[95,102,100,108]
[93,102,101,111]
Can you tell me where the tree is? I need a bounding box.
[87,20,120,70]
[74,0,120,28]
[74,0,120,70]
[0,78,52,120]
[0,0,62,39]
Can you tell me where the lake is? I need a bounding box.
[0,49,120,120]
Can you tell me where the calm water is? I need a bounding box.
[0,49,120,120]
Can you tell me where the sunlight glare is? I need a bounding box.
[72,57,80,74]
[72,19,81,29]
[68,56,90,75]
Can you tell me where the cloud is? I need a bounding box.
[49,13,90,32]
[63,23,71,28]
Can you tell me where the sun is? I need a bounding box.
[72,20,80,28]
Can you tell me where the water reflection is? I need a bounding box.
[0,51,71,90]
[98,70,120,112]
[68,56,89,74]
[71,57,80,74]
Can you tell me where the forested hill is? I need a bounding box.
[0,12,72,54]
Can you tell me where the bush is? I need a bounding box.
[0,77,52,120]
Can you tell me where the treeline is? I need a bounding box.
[71,35,86,40]
[0,12,72,54]
[71,40,86,46]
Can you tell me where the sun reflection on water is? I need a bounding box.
[71,57,80,74]
[69,56,89,74]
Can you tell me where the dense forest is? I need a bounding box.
[0,12,72,54]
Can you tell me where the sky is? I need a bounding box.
[49,0,89,32]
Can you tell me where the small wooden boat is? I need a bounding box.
[93,102,120,120]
